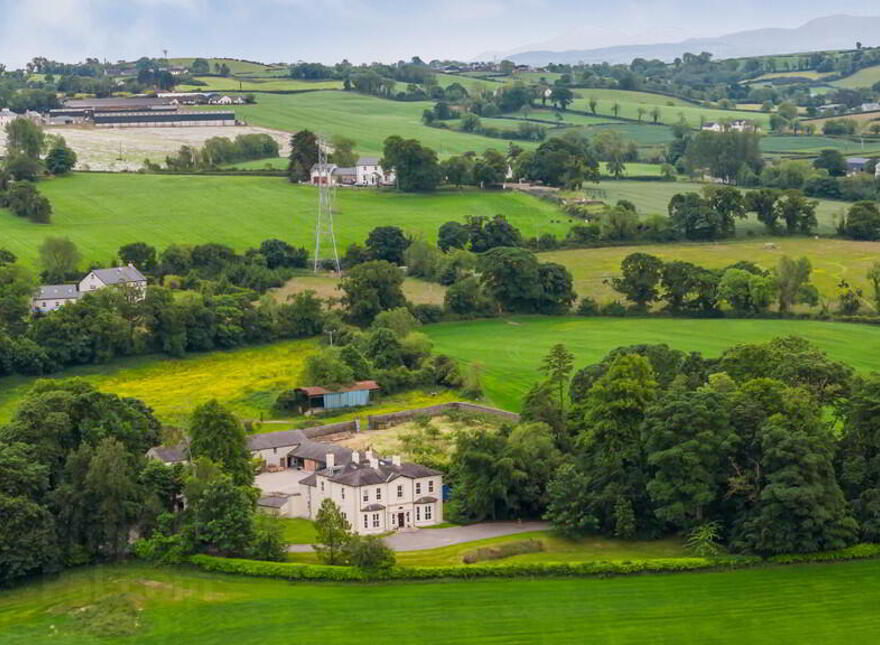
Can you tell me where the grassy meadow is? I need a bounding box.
[205,90,540,156]
[178,76,342,92]
[568,89,771,129]
[0,173,568,269]
[424,317,880,411]
[541,237,880,306]
[831,64,880,89]
[2,561,880,643]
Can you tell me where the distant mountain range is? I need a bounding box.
[481,15,880,66]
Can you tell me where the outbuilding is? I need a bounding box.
[295,380,380,411]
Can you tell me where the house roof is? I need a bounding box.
[318,458,442,488]
[90,265,147,285]
[332,167,357,176]
[147,445,187,463]
[847,157,870,164]
[247,429,307,451]
[300,473,318,487]
[34,284,81,300]
[296,380,380,397]
[356,156,381,166]
[257,495,290,509]
[310,163,336,173]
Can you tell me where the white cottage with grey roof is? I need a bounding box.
[79,264,147,300]
[32,284,82,313]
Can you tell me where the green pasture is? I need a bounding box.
[425,317,880,411]
[167,57,273,75]
[434,73,502,93]
[178,76,341,92]
[578,179,849,233]
[568,89,771,130]
[542,238,880,306]
[0,173,567,268]
[759,135,880,154]
[832,64,880,89]
[2,560,880,643]
[205,91,539,156]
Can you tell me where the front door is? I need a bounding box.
[397,512,405,528]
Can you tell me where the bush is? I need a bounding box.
[346,535,396,572]
[576,297,600,316]
[461,539,544,564]
[600,301,627,317]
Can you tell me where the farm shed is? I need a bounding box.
[295,380,380,411]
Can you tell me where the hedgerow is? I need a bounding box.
[190,544,880,582]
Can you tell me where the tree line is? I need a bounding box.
[448,337,880,557]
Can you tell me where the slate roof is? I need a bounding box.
[318,458,443,488]
[356,156,381,166]
[147,445,187,463]
[247,429,307,451]
[332,167,357,176]
[257,495,291,508]
[296,380,380,397]
[34,284,81,300]
[91,265,147,285]
[300,473,318,487]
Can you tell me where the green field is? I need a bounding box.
[167,57,276,75]
[568,89,771,130]
[578,179,849,234]
[0,173,567,268]
[425,317,880,410]
[759,135,880,155]
[541,237,880,305]
[178,76,341,91]
[206,91,539,156]
[2,561,880,643]
[831,64,880,89]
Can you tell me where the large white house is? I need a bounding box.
[79,264,147,300]
[300,450,443,534]
[148,427,444,535]
[309,157,396,187]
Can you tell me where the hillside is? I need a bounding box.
[499,15,880,66]
[0,174,567,268]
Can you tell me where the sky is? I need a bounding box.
[0,0,878,69]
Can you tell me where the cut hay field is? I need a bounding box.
[541,237,880,306]
[424,317,880,411]
[0,125,289,172]
[0,173,568,269]
[2,560,880,643]
[208,91,540,156]
[831,65,880,89]
[568,89,771,130]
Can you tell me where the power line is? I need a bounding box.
[313,136,340,273]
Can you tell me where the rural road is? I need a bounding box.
[287,521,550,553]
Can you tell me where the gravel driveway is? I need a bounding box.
[287,521,550,553]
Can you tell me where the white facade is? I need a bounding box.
[78,265,147,301]
[32,285,81,313]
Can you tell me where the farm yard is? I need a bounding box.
[0,173,568,269]
[424,317,880,410]
[0,124,290,172]
[2,561,880,644]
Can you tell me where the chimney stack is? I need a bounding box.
[392,455,401,467]
[352,450,360,464]
[326,453,335,469]
[369,456,379,469]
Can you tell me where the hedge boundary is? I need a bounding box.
[189,543,880,583]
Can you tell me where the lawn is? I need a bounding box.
[0,173,567,269]
[204,90,540,156]
[424,317,880,411]
[288,531,686,566]
[831,64,880,89]
[279,518,316,544]
[2,561,880,643]
[568,89,771,130]
[541,237,880,305]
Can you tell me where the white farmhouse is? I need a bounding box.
[301,450,443,535]
[355,156,395,186]
[78,264,147,300]
[0,108,18,127]
[32,284,81,313]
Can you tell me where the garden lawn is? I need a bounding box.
[424,317,880,411]
[541,237,880,305]
[0,173,567,269]
[204,90,540,156]
[2,561,880,643]
[279,519,317,544]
